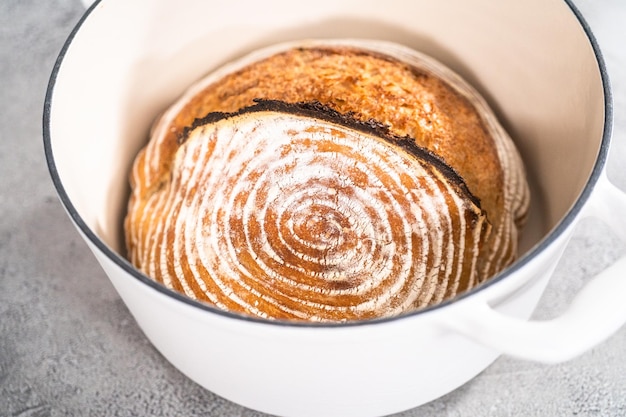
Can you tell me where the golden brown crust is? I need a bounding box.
[154,46,501,210]
[125,40,529,321]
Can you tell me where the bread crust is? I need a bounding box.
[125,39,529,321]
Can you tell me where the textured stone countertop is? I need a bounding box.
[1,0,625,416]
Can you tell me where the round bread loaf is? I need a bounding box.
[124,39,530,321]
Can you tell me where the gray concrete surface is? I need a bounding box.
[1,0,625,415]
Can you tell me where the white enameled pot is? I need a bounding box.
[44,1,626,416]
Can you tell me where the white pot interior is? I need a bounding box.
[47,0,606,288]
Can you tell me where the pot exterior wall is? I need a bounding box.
[86,227,571,417]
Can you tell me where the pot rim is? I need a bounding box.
[42,0,613,329]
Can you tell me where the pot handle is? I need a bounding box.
[446,173,626,363]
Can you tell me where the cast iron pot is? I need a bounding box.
[44,1,626,416]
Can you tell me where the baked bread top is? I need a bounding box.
[125,39,530,321]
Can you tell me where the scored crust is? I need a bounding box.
[125,39,530,321]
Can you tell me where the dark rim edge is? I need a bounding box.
[42,0,613,329]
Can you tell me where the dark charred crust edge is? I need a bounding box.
[181,98,483,209]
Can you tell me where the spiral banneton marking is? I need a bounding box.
[129,107,489,321]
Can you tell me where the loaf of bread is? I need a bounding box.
[124,39,530,321]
